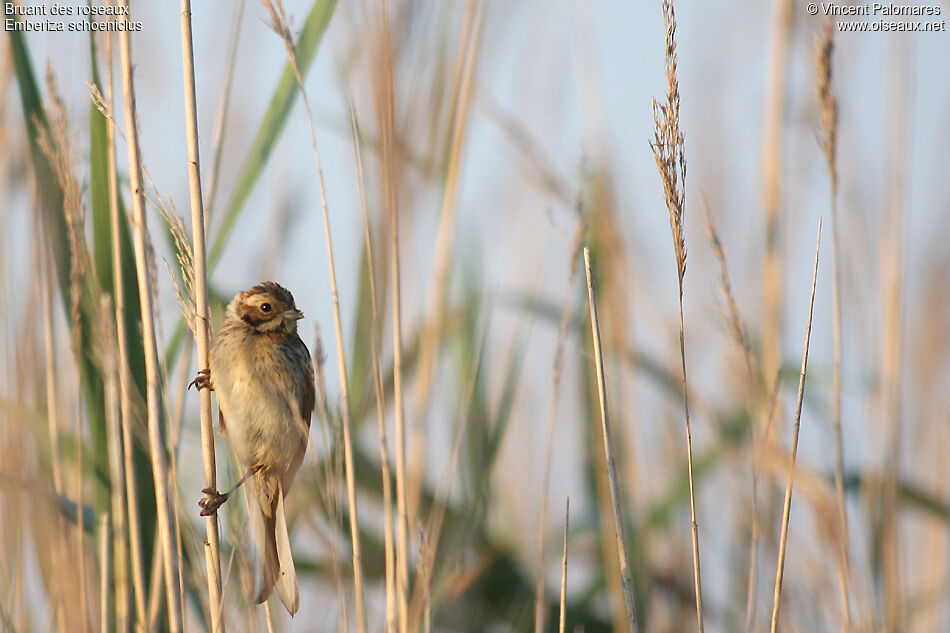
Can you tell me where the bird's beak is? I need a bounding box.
[283,309,305,321]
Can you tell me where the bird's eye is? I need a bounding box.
[260,303,272,313]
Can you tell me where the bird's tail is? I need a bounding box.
[248,474,299,616]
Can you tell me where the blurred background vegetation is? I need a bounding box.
[1,0,949,632]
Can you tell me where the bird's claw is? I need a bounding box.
[198,487,229,516]
[189,368,211,391]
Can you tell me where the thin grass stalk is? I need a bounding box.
[704,207,765,633]
[176,0,224,628]
[101,294,130,633]
[880,38,910,633]
[768,221,822,633]
[40,229,69,631]
[309,338,351,632]
[41,233,63,496]
[146,522,164,631]
[102,14,147,628]
[408,2,485,562]
[414,0,483,423]
[534,225,584,633]
[815,22,851,631]
[99,514,111,633]
[204,0,245,221]
[761,0,793,395]
[261,3,367,629]
[117,4,184,630]
[348,94,398,633]
[650,3,703,629]
[583,247,639,633]
[408,341,483,631]
[558,497,569,633]
[370,4,410,630]
[74,313,89,633]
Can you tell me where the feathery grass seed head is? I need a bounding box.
[650,0,687,284]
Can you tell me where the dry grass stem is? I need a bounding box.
[262,2,367,630]
[101,15,143,628]
[348,93,398,633]
[559,497,569,633]
[204,0,245,219]
[176,0,225,624]
[815,21,851,631]
[99,294,130,633]
[367,6,411,630]
[761,0,793,393]
[705,204,778,633]
[649,3,703,630]
[584,247,640,633]
[414,0,484,417]
[41,232,63,496]
[36,68,93,633]
[534,219,584,633]
[879,38,911,633]
[704,205,756,383]
[408,345,481,632]
[769,220,822,633]
[117,1,184,629]
[98,514,110,633]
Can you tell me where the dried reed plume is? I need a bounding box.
[649,2,703,631]
[650,2,686,288]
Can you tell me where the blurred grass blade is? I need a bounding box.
[10,24,159,598]
[10,27,112,513]
[207,0,337,271]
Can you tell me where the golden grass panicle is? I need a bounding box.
[650,0,687,287]
[815,21,837,187]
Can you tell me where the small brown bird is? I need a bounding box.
[193,282,315,616]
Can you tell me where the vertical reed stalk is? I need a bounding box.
[41,233,63,496]
[98,514,110,633]
[117,3,184,630]
[815,22,851,631]
[414,0,483,419]
[176,0,224,628]
[261,3,367,629]
[558,497,569,633]
[535,225,584,633]
[203,0,244,219]
[349,94,398,633]
[584,247,639,633]
[761,0,793,395]
[879,38,910,633]
[370,4,411,629]
[704,206,762,632]
[74,282,89,633]
[40,229,68,631]
[769,221,822,633]
[102,11,147,627]
[650,2,703,629]
[101,295,129,633]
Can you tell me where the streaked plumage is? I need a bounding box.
[208,282,314,616]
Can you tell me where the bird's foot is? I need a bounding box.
[198,487,230,516]
[189,368,211,391]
